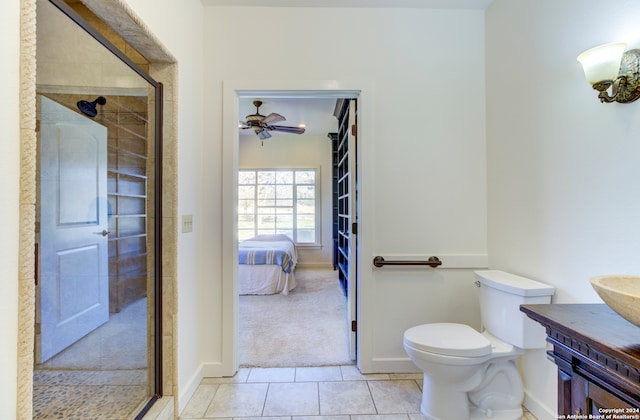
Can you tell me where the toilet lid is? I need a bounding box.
[404,323,492,357]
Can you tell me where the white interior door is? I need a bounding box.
[36,95,109,363]
[346,100,357,360]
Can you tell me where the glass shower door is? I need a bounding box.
[34,0,161,417]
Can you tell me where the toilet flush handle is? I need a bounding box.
[475,280,481,288]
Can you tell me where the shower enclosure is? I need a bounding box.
[34,0,163,417]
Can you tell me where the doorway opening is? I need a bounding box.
[228,91,360,370]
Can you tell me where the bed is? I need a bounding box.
[238,234,298,295]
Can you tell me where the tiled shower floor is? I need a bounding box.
[33,298,148,419]
[33,369,147,419]
[33,369,147,420]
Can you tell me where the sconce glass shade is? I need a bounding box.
[577,42,627,84]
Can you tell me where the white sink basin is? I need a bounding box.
[590,275,640,327]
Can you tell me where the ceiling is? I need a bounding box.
[238,97,339,138]
[202,0,493,9]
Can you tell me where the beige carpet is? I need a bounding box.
[239,268,353,367]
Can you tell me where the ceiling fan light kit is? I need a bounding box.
[239,100,306,143]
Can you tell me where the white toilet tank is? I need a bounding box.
[475,270,555,349]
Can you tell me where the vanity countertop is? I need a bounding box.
[521,303,640,411]
[521,303,640,367]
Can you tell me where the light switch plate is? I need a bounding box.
[182,214,193,233]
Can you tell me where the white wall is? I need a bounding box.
[206,5,487,374]
[97,0,208,411]
[239,134,334,267]
[0,0,21,416]
[486,1,640,418]
[0,1,486,418]
[0,0,207,416]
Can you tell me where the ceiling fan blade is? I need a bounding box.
[258,129,272,140]
[268,125,306,135]
[261,113,285,125]
[239,121,251,129]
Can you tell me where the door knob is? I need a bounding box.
[94,230,110,237]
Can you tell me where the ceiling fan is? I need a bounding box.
[239,100,306,140]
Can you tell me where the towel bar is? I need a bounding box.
[373,255,442,268]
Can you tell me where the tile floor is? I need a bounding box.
[33,369,147,419]
[179,365,538,420]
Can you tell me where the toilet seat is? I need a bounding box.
[404,323,492,357]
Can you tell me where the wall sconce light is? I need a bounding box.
[577,42,640,103]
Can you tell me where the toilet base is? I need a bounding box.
[418,361,525,420]
[469,406,522,420]
[420,404,522,420]
[420,375,472,419]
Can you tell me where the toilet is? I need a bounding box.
[403,270,554,420]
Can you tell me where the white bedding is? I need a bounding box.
[238,234,298,295]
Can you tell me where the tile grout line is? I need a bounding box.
[364,380,379,416]
[316,382,322,416]
[316,380,321,416]
[261,381,270,417]
[204,381,220,419]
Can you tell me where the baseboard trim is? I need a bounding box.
[178,362,223,414]
[200,361,225,377]
[368,357,420,373]
[524,390,556,420]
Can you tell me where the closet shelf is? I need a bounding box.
[109,250,147,262]
[109,233,147,241]
[108,193,146,199]
[108,169,147,180]
[113,269,147,283]
[108,145,148,160]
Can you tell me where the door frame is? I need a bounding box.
[221,80,375,375]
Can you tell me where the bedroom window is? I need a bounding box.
[238,169,318,244]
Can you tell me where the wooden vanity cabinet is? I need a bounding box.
[560,371,634,416]
[521,304,640,417]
